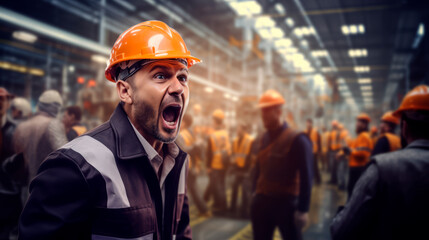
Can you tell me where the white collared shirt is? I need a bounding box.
[128,119,178,214]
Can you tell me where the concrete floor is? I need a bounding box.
[188,172,346,240]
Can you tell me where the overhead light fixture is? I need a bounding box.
[12,31,37,43]
[311,50,328,57]
[231,96,239,102]
[341,24,365,35]
[362,92,373,96]
[294,26,314,37]
[204,87,214,93]
[254,16,276,29]
[354,66,370,73]
[228,0,262,16]
[91,54,109,64]
[412,23,425,49]
[339,85,348,91]
[360,85,372,91]
[257,27,284,39]
[286,18,294,27]
[224,93,231,99]
[363,97,373,102]
[418,23,425,36]
[274,38,293,48]
[322,67,336,72]
[274,3,285,15]
[358,78,372,84]
[349,49,368,58]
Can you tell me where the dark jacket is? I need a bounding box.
[331,139,429,240]
[19,104,191,240]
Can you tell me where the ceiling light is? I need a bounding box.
[294,28,303,37]
[418,23,425,36]
[360,85,372,90]
[322,67,335,72]
[349,49,368,58]
[228,0,262,16]
[91,54,109,64]
[12,31,37,43]
[362,92,373,96]
[358,78,372,84]
[311,50,328,57]
[254,16,276,29]
[354,66,370,72]
[339,85,348,91]
[286,18,294,27]
[271,27,284,38]
[204,87,214,93]
[363,97,373,102]
[224,93,231,99]
[274,3,285,15]
[275,38,293,48]
[358,24,365,33]
[341,24,365,35]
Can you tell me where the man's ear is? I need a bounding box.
[116,80,133,104]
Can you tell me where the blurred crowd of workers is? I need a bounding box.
[0,87,88,239]
[1,19,429,240]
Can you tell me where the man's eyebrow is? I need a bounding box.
[179,68,189,74]
[148,65,171,73]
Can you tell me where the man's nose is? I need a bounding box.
[168,77,184,96]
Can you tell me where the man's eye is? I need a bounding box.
[154,73,166,80]
[178,75,188,82]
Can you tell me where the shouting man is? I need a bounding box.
[19,21,201,240]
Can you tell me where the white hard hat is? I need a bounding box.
[38,90,63,106]
[11,97,32,117]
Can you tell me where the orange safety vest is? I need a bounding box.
[321,131,330,153]
[72,125,87,136]
[232,134,254,168]
[209,129,231,170]
[383,132,401,152]
[349,131,373,167]
[179,128,195,168]
[329,129,341,151]
[305,128,319,153]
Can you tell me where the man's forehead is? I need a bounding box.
[146,60,188,71]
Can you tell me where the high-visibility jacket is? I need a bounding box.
[179,128,197,168]
[349,131,373,167]
[382,132,401,152]
[305,127,319,153]
[321,131,330,154]
[232,133,254,168]
[209,129,231,170]
[329,129,341,151]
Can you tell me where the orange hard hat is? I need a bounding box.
[105,20,201,82]
[258,89,285,108]
[393,85,429,117]
[212,109,225,120]
[331,120,338,127]
[357,113,371,122]
[381,111,399,125]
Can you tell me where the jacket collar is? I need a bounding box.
[406,139,429,150]
[109,103,148,160]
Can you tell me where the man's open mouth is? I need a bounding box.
[161,103,182,130]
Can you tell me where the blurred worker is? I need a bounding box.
[176,114,209,217]
[328,120,341,184]
[331,85,429,240]
[230,121,254,217]
[205,109,231,214]
[10,97,32,123]
[336,124,350,190]
[13,90,67,185]
[62,106,87,141]
[304,118,321,184]
[251,90,313,240]
[19,21,200,239]
[346,113,373,197]
[370,126,378,143]
[0,87,20,240]
[371,111,400,156]
[320,126,330,171]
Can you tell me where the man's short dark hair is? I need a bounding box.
[66,106,82,122]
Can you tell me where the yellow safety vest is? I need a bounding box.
[209,129,231,170]
[232,134,254,168]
